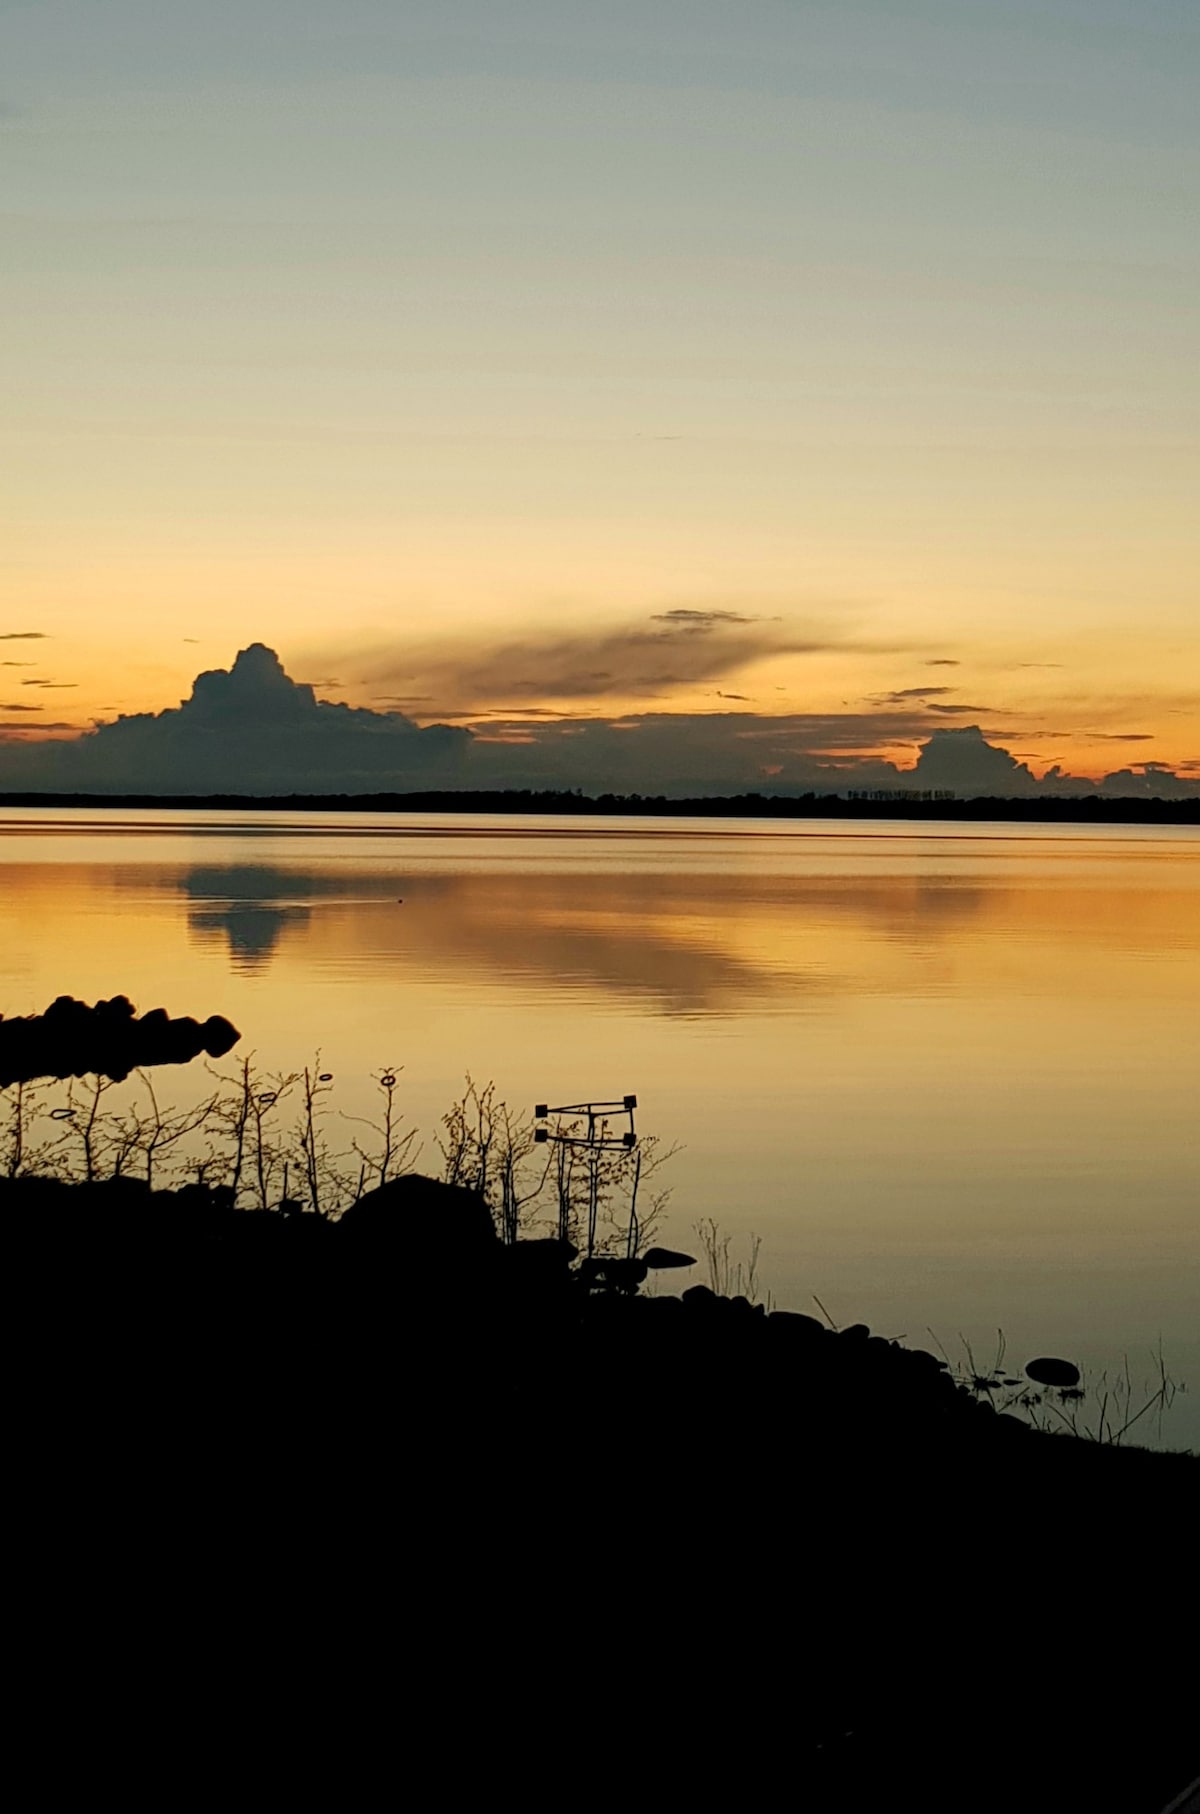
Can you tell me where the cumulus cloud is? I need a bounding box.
[1067,762,1196,799]
[461,716,1196,799]
[908,725,1036,793]
[0,645,1194,800]
[0,643,470,793]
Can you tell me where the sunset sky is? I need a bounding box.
[2,1,1197,785]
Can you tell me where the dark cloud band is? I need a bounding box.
[0,645,1193,801]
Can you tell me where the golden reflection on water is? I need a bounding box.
[3,811,1198,1444]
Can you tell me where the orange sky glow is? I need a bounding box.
[2,3,1196,788]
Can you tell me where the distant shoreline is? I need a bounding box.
[0,789,1196,825]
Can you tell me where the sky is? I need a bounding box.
[2,1,1197,791]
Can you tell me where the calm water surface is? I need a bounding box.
[3,808,1197,1445]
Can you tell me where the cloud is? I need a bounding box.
[345,607,850,712]
[1081,763,1198,799]
[648,608,771,627]
[925,659,960,668]
[0,702,42,712]
[925,701,1001,715]
[455,716,1196,799]
[20,679,76,688]
[869,686,956,704]
[0,643,470,793]
[1,645,1194,800]
[908,725,1035,793]
[0,632,49,641]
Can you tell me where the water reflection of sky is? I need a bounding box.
[2,812,1198,1447]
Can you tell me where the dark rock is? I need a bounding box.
[767,1311,826,1339]
[580,1256,648,1294]
[641,1247,696,1270]
[681,1284,718,1310]
[840,1323,871,1341]
[201,1015,240,1058]
[1025,1356,1081,1389]
[992,1413,1033,1439]
[0,994,242,1085]
[337,1173,496,1258]
[904,1349,949,1373]
[504,1238,576,1283]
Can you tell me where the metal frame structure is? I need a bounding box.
[533,1094,637,1149]
[533,1095,639,1257]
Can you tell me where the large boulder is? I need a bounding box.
[337,1173,497,1263]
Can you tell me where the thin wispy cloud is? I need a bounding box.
[339,608,876,714]
[0,720,75,732]
[926,701,1002,716]
[869,686,957,704]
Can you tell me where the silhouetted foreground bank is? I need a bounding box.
[8,1169,1196,1810]
[2,788,1197,823]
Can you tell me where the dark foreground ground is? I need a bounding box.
[8,1172,1197,1810]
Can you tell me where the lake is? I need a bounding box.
[2,806,1197,1447]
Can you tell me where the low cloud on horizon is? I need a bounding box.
[0,643,1194,800]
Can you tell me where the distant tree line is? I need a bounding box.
[0,789,1196,824]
